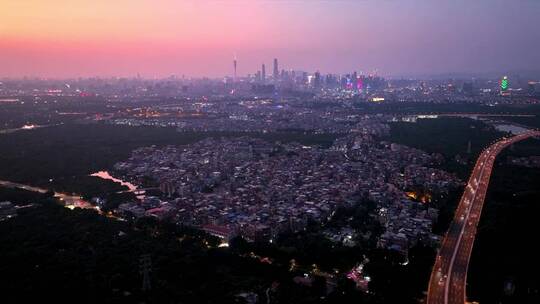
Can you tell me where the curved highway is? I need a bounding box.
[427,130,540,304]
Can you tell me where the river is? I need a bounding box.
[90,171,145,200]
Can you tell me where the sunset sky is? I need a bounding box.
[1,0,539,78]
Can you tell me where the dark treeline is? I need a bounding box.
[386,117,504,168]
[0,197,284,304]
[0,123,339,192]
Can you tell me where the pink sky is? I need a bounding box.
[1,0,539,78]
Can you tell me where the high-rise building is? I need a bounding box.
[273,58,279,80]
[302,72,308,85]
[462,82,473,95]
[357,77,364,92]
[233,57,237,81]
[341,75,348,89]
[262,64,266,83]
[500,76,509,96]
[314,71,321,89]
[528,81,538,95]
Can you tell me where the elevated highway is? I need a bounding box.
[426,130,540,304]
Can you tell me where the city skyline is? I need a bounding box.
[2,0,540,78]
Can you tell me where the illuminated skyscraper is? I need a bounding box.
[357,77,364,92]
[262,64,266,83]
[500,76,509,95]
[273,58,279,80]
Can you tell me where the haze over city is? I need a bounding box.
[1,1,540,304]
[2,0,540,78]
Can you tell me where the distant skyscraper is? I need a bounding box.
[273,58,279,80]
[345,74,353,90]
[233,57,237,81]
[500,76,509,95]
[357,77,363,91]
[528,81,538,95]
[462,82,473,95]
[314,71,321,89]
[262,64,266,83]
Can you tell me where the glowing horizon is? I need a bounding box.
[1,0,540,78]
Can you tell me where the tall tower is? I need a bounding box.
[273,58,279,80]
[233,56,237,82]
[262,63,266,83]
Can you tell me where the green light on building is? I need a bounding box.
[501,76,509,91]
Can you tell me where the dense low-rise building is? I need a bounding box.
[113,129,460,252]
